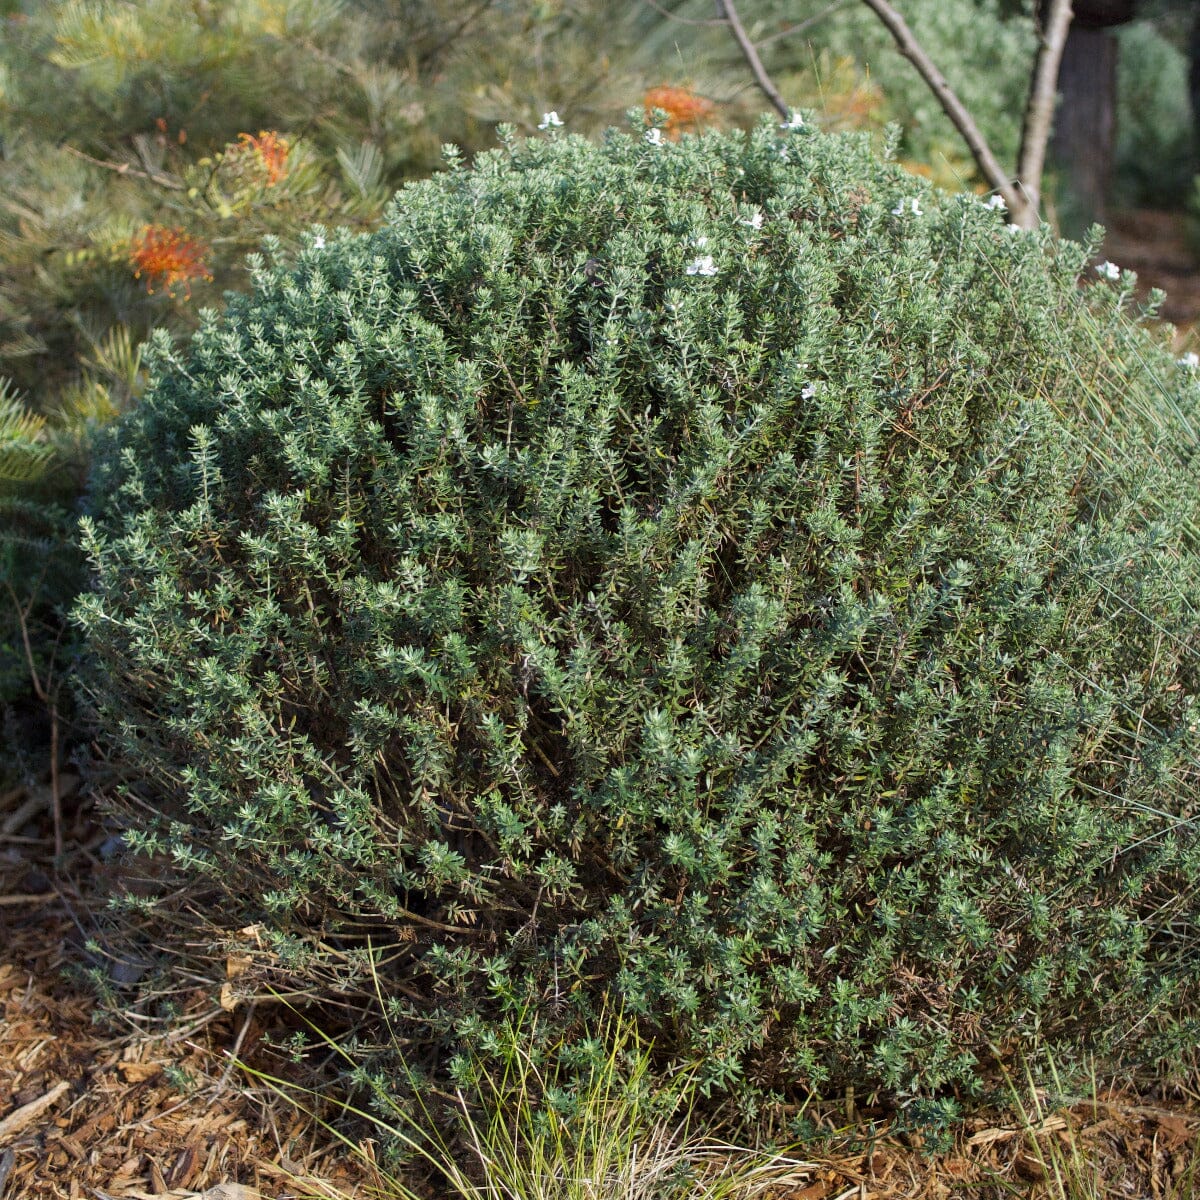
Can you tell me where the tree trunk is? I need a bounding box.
[1044,0,1135,231]
[1016,0,1075,225]
[1070,0,1135,26]
[1051,25,1119,228]
[1190,7,1200,172]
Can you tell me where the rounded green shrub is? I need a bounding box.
[77,119,1200,1107]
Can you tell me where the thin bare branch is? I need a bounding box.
[1016,0,1074,227]
[5,579,65,860]
[63,144,184,190]
[855,0,1029,221]
[643,0,727,26]
[754,2,849,50]
[715,0,791,119]
[417,0,496,66]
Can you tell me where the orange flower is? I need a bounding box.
[234,130,290,185]
[642,85,715,136]
[129,226,212,297]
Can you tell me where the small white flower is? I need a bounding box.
[690,235,708,248]
[801,382,816,400]
[645,127,665,146]
[1180,352,1200,369]
[779,110,805,130]
[984,193,1007,211]
[538,111,564,130]
[685,255,718,277]
[742,209,764,230]
[892,197,922,217]
[1096,260,1121,281]
[312,234,326,250]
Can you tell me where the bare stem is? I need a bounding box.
[1016,0,1074,228]
[643,0,727,26]
[754,2,848,50]
[855,0,1030,222]
[715,0,791,120]
[44,704,61,861]
[63,144,183,190]
[5,580,64,862]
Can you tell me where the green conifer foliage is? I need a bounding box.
[78,122,1200,1106]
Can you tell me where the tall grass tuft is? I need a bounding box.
[242,999,817,1200]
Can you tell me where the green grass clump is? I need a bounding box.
[77,118,1200,1110]
[249,1006,816,1200]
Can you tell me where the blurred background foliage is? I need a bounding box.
[0,0,1196,778]
[1115,8,1195,209]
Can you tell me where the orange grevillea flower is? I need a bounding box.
[642,85,715,136]
[234,130,290,184]
[129,226,212,297]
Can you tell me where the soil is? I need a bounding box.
[1101,208,1200,337]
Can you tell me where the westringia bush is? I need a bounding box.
[77,120,1200,1109]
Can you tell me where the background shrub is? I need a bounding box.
[1114,17,1195,210]
[78,120,1200,1111]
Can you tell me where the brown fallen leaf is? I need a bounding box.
[225,954,253,980]
[1153,1112,1198,1149]
[789,1184,833,1200]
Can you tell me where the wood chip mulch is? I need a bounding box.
[1103,207,1200,335]
[0,768,379,1200]
[0,914,385,1200]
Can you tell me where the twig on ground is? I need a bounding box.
[1,790,49,836]
[0,1080,70,1139]
[0,892,58,907]
[211,1000,259,1105]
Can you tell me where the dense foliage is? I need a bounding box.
[77,121,1200,1108]
[1116,16,1195,210]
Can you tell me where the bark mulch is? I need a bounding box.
[1103,208,1200,336]
[0,771,377,1200]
